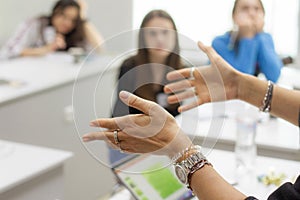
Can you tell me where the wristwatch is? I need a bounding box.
[174,151,207,185]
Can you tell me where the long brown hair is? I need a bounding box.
[133,9,182,70]
[129,10,182,116]
[41,0,86,50]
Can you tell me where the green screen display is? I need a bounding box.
[142,163,183,199]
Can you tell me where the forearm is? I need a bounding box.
[83,22,104,52]
[190,165,246,200]
[239,73,300,126]
[20,46,52,57]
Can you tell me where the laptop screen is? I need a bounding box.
[112,155,196,200]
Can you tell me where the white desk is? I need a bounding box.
[0,53,121,199]
[177,100,300,161]
[0,52,121,105]
[209,149,300,199]
[278,67,300,90]
[0,140,72,200]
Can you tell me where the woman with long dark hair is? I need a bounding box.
[110,9,185,164]
[0,0,103,59]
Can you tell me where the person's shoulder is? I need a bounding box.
[120,56,137,69]
[12,17,43,34]
[213,32,230,42]
[118,56,138,76]
[25,17,46,26]
[212,32,230,48]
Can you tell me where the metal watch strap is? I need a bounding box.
[174,150,211,188]
[187,159,211,190]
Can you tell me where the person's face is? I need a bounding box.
[233,0,264,24]
[143,17,176,59]
[52,6,79,34]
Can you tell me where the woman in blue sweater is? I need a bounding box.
[212,0,282,83]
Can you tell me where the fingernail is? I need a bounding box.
[120,91,130,99]
[82,137,90,142]
[89,121,97,127]
[90,120,100,127]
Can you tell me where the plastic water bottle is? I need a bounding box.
[235,103,258,185]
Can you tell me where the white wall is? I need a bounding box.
[0,0,134,52]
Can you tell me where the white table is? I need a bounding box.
[209,149,300,199]
[0,52,121,105]
[0,140,72,200]
[176,99,300,161]
[0,53,121,199]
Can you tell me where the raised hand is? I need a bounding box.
[164,42,242,112]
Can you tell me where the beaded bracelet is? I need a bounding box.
[260,80,274,112]
[172,145,201,163]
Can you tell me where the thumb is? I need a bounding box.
[119,91,157,115]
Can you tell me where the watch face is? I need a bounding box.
[175,165,187,184]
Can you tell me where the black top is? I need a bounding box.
[112,57,180,117]
[246,175,300,200]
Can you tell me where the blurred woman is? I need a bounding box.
[212,0,282,82]
[110,9,184,164]
[0,0,104,59]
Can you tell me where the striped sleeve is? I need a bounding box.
[0,18,41,59]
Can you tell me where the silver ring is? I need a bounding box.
[190,67,195,79]
[113,130,120,144]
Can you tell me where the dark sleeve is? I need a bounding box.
[267,175,300,200]
[244,176,300,200]
[112,58,136,117]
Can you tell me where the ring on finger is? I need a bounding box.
[113,129,120,145]
[190,67,195,79]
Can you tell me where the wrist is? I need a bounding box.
[173,146,212,189]
[237,72,249,101]
[167,129,193,159]
[45,44,56,52]
[172,144,201,163]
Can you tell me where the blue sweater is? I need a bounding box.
[212,32,282,82]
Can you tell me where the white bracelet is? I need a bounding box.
[172,145,201,163]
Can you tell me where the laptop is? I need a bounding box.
[111,154,197,200]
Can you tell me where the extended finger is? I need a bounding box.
[164,79,194,94]
[166,68,191,81]
[178,99,203,113]
[167,89,196,104]
[197,41,221,66]
[90,118,119,129]
[82,131,110,142]
[119,91,157,115]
